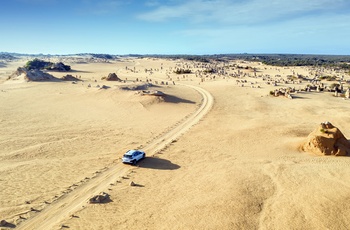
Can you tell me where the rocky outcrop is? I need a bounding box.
[102,73,121,81]
[89,192,110,203]
[60,74,80,81]
[9,67,57,82]
[119,83,154,91]
[302,122,350,156]
[0,53,16,60]
[49,62,71,71]
[0,220,8,227]
[345,88,350,99]
[141,90,165,96]
[270,88,295,99]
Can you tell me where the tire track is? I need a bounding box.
[17,84,213,230]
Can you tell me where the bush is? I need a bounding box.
[203,68,216,74]
[25,59,70,71]
[287,75,298,80]
[319,75,337,81]
[25,58,49,70]
[330,83,340,89]
[174,69,191,74]
[320,128,328,134]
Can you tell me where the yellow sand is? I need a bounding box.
[1,57,350,229]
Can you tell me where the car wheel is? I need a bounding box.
[132,160,137,165]
[142,153,145,159]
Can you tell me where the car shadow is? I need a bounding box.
[138,157,180,170]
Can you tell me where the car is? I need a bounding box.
[122,149,146,165]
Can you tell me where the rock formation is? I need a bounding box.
[130,181,136,186]
[60,74,80,81]
[141,90,165,96]
[49,62,71,71]
[345,88,350,99]
[119,83,154,91]
[8,67,57,82]
[0,220,8,227]
[102,73,121,81]
[89,192,110,203]
[302,122,350,156]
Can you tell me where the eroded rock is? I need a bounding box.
[102,73,121,81]
[89,192,110,203]
[302,122,350,156]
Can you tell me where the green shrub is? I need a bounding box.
[25,59,70,71]
[174,69,192,74]
[320,128,328,134]
[330,83,340,89]
[319,75,337,81]
[287,75,298,80]
[25,58,49,70]
[203,69,215,73]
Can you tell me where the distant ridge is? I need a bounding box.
[1,52,350,69]
[2,51,350,57]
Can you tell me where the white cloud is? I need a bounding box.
[172,11,350,54]
[137,0,350,25]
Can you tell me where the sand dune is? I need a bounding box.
[1,57,350,229]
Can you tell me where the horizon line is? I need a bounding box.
[1,51,350,57]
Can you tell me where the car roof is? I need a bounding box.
[125,149,139,155]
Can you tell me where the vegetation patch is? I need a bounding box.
[25,58,71,71]
[203,68,216,74]
[287,75,298,80]
[330,83,340,89]
[174,68,192,74]
[320,128,329,134]
[319,75,337,81]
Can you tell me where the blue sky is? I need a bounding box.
[1,0,350,55]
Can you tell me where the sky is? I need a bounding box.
[1,0,350,55]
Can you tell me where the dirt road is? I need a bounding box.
[17,84,213,230]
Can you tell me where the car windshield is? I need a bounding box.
[123,155,132,159]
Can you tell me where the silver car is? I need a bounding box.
[122,150,146,165]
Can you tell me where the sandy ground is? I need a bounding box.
[1,57,350,229]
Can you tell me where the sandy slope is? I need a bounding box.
[63,82,350,230]
[17,82,213,230]
[0,58,201,228]
[2,57,350,229]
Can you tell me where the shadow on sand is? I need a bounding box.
[1,222,16,228]
[68,69,93,73]
[291,94,309,99]
[163,94,196,104]
[139,157,180,170]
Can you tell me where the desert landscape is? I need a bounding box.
[1,54,350,230]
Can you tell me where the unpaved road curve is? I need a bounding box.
[17,84,213,230]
